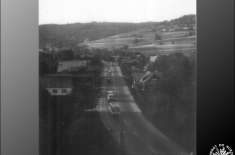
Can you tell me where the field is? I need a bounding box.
[83,29,196,56]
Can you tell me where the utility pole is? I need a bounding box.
[166,94,169,133]
[119,131,126,155]
[93,71,95,111]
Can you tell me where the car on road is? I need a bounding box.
[108,102,120,115]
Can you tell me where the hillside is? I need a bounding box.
[39,14,196,49]
[82,14,196,56]
[39,22,160,48]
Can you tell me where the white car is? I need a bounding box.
[108,102,120,115]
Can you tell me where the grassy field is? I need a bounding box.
[84,30,196,56]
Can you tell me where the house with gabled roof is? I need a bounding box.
[132,71,162,91]
[149,55,158,63]
[55,60,95,88]
[42,74,73,96]
[57,60,90,74]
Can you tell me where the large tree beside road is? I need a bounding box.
[142,52,196,151]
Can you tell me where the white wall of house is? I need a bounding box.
[46,88,72,96]
[183,27,190,30]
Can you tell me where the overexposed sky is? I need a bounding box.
[39,0,196,25]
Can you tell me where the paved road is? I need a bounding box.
[97,61,189,155]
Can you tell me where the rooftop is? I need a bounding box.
[149,56,158,63]
[133,72,146,81]
[57,60,89,73]
[41,74,72,88]
[141,71,162,84]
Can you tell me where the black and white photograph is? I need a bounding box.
[39,0,197,155]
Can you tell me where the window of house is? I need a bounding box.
[53,89,57,93]
[62,89,67,93]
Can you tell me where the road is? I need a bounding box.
[96,61,189,155]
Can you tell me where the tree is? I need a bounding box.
[149,53,192,132]
[134,51,141,55]
[55,49,75,61]
[188,31,193,36]
[133,38,139,44]
[137,54,147,68]
[91,51,102,65]
[155,34,162,40]
[39,52,58,76]
[39,82,50,120]
[122,44,129,50]
[158,53,191,94]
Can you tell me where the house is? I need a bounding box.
[183,26,190,30]
[57,60,90,74]
[149,55,158,63]
[133,71,162,91]
[173,25,181,31]
[132,71,148,88]
[52,47,59,52]
[56,60,94,87]
[112,56,120,62]
[43,74,73,96]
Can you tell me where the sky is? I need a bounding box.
[39,0,196,25]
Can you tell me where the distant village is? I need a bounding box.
[118,23,196,38]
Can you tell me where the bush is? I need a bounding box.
[133,38,139,44]
[155,34,162,40]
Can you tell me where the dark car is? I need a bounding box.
[106,78,111,83]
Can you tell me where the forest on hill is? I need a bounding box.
[39,22,159,48]
[39,14,196,48]
[169,14,196,25]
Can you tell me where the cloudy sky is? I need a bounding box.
[39,0,196,25]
